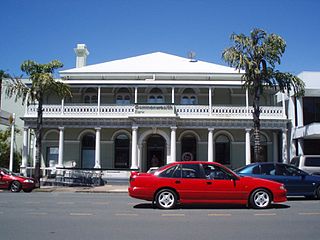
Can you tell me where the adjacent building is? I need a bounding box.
[20,44,298,178]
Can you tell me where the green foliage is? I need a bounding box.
[222,28,305,96]
[0,128,21,172]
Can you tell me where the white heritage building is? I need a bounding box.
[20,44,290,178]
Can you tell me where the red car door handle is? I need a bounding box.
[206,182,212,185]
[175,180,181,184]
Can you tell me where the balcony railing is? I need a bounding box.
[25,104,285,119]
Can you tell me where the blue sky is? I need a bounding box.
[1,0,319,76]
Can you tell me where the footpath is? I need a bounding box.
[33,182,129,193]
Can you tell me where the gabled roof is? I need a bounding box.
[61,52,241,75]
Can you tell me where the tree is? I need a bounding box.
[222,28,304,162]
[5,60,72,185]
[0,70,10,109]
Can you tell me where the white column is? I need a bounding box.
[209,88,212,116]
[297,139,304,155]
[33,134,36,168]
[245,128,251,165]
[296,97,304,127]
[246,89,249,116]
[170,127,177,163]
[57,127,64,168]
[134,87,138,104]
[21,127,29,170]
[208,128,214,162]
[171,87,175,104]
[282,93,286,118]
[131,126,138,169]
[94,128,101,168]
[9,113,15,172]
[273,132,279,163]
[97,87,101,115]
[282,129,288,163]
[61,98,65,115]
[137,144,142,170]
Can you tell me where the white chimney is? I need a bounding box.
[74,44,89,68]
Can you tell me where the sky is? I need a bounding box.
[1,0,320,76]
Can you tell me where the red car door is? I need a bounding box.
[202,164,245,201]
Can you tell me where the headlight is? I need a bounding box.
[23,179,34,183]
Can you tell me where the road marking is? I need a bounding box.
[70,213,93,216]
[254,213,277,216]
[27,212,48,215]
[298,212,320,216]
[208,213,232,217]
[57,202,74,205]
[115,213,138,216]
[92,202,109,205]
[161,213,185,217]
[25,201,41,204]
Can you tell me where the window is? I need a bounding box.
[303,97,320,125]
[203,164,232,180]
[114,134,130,168]
[116,88,131,104]
[181,164,203,179]
[260,164,275,175]
[148,88,164,103]
[215,135,230,164]
[83,88,98,104]
[47,147,58,167]
[276,164,302,176]
[159,165,179,178]
[180,88,197,104]
[305,157,320,167]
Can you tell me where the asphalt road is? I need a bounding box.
[0,192,319,240]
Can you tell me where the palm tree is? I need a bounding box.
[222,28,304,162]
[5,60,72,185]
[0,70,10,110]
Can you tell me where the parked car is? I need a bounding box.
[290,155,320,175]
[128,161,287,209]
[0,168,36,192]
[235,162,320,199]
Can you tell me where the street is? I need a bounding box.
[0,192,319,240]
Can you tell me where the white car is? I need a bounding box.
[290,155,320,175]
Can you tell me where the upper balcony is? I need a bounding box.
[24,104,285,120]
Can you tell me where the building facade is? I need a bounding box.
[20,44,290,178]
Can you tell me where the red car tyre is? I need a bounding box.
[155,189,178,209]
[10,181,22,192]
[250,188,272,209]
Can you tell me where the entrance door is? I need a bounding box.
[147,134,166,171]
[81,134,95,168]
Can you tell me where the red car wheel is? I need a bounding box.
[10,181,22,192]
[155,189,178,209]
[250,189,271,209]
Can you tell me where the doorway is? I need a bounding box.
[146,134,166,170]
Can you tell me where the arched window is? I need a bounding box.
[116,88,131,104]
[83,88,98,104]
[180,88,197,104]
[148,88,164,103]
[81,134,95,168]
[215,135,230,165]
[114,134,130,168]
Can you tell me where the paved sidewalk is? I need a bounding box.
[33,184,129,193]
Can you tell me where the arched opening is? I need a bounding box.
[116,88,131,104]
[215,134,230,165]
[146,134,166,170]
[83,88,98,104]
[181,134,197,161]
[114,134,130,168]
[180,88,197,105]
[148,88,164,103]
[81,134,95,168]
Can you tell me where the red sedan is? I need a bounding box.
[129,161,287,209]
[0,168,36,192]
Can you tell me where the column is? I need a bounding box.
[9,113,15,172]
[297,139,304,155]
[137,143,142,170]
[273,132,279,163]
[21,127,29,170]
[282,93,286,118]
[246,89,249,117]
[282,129,288,163]
[61,98,65,115]
[209,88,212,116]
[131,126,138,169]
[245,128,251,165]
[134,87,138,103]
[208,128,214,162]
[57,127,64,168]
[97,87,101,115]
[170,127,177,163]
[296,97,303,127]
[94,128,101,168]
[171,87,175,104]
